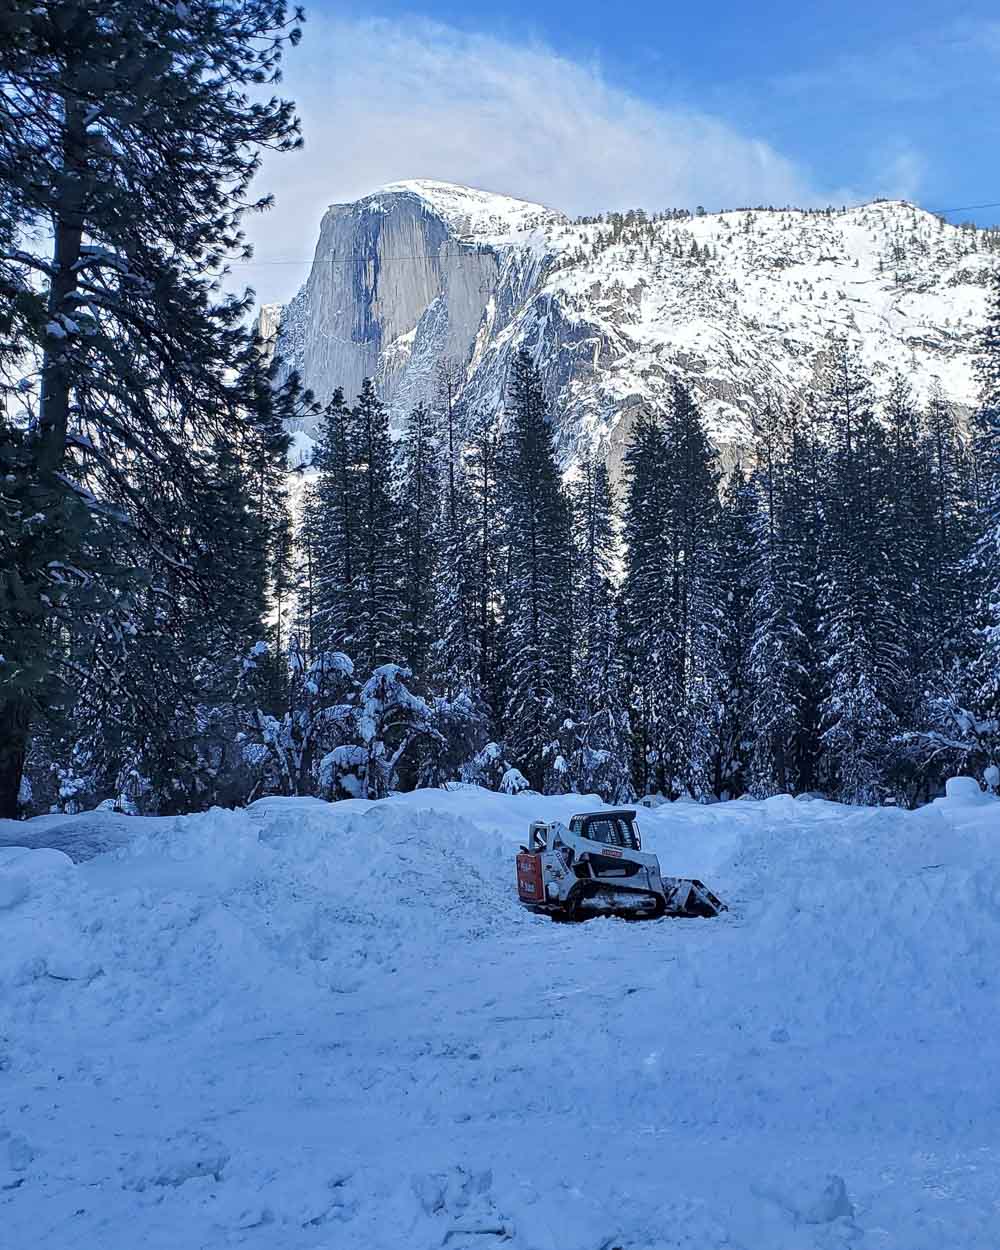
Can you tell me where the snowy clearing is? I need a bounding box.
[2,785,999,1249]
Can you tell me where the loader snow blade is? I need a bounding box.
[661,877,727,919]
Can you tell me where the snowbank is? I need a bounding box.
[1,785,998,1248]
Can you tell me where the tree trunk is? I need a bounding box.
[0,700,30,819]
[38,96,86,474]
[5,101,88,819]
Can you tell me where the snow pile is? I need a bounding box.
[2,783,999,1248]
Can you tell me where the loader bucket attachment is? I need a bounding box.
[661,877,727,918]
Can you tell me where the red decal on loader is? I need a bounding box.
[516,852,544,901]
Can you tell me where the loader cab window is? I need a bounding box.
[570,814,640,850]
[583,818,616,845]
[617,817,640,850]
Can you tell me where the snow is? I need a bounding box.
[942,774,992,804]
[286,429,316,470]
[1,783,999,1248]
[378,179,565,246]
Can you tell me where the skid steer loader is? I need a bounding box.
[516,809,725,920]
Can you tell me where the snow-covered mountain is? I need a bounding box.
[265,179,996,469]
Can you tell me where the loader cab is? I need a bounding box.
[526,821,553,853]
[568,810,641,851]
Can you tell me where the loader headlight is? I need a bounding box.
[546,882,560,900]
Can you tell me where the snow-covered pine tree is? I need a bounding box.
[714,463,758,797]
[567,457,633,800]
[428,370,478,702]
[415,691,490,789]
[746,391,837,797]
[883,376,928,627]
[47,386,292,814]
[51,451,197,813]
[747,398,803,796]
[922,382,980,667]
[420,374,494,782]
[352,379,403,671]
[398,402,441,683]
[499,351,575,791]
[817,339,906,804]
[0,0,303,816]
[94,358,300,812]
[621,407,673,796]
[241,642,356,800]
[318,663,442,800]
[658,381,724,798]
[295,479,321,660]
[782,400,831,792]
[195,431,288,801]
[880,374,938,793]
[975,274,1000,730]
[901,275,1000,789]
[308,389,360,655]
[244,358,299,676]
[622,384,727,800]
[465,404,507,722]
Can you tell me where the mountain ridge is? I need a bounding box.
[263,180,996,469]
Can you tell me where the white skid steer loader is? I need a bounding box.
[516,809,725,920]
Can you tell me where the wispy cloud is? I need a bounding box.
[878,143,928,202]
[243,15,828,303]
[773,18,1000,105]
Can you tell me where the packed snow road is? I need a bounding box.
[2,784,999,1249]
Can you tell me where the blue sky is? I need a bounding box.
[245,1,997,302]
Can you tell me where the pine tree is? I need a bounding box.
[0,0,303,816]
[245,361,298,674]
[621,409,673,796]
[499,351,575,791]
[307,382,402,676]
[714,463,758,797]
[659,381,724,797]
[428,382,477,700]
[783,401,830,792]
[817,339,906,803]
[883,375,928,636]
[976,274,1000,726]
[880,375,938,794]
[309,389,360,654]
[353,379,402,672]
[568,457,633,800]
[242,643,356,800]
[398,402,441,682]
[903,276,1000,789]
[465,405,505,718]
[49,401,290,814]
[923,383,979,663]
[747,396,825,797]
[295,479,321,660]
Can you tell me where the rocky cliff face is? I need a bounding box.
[269,179,996,464]
[272,182,558,427]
